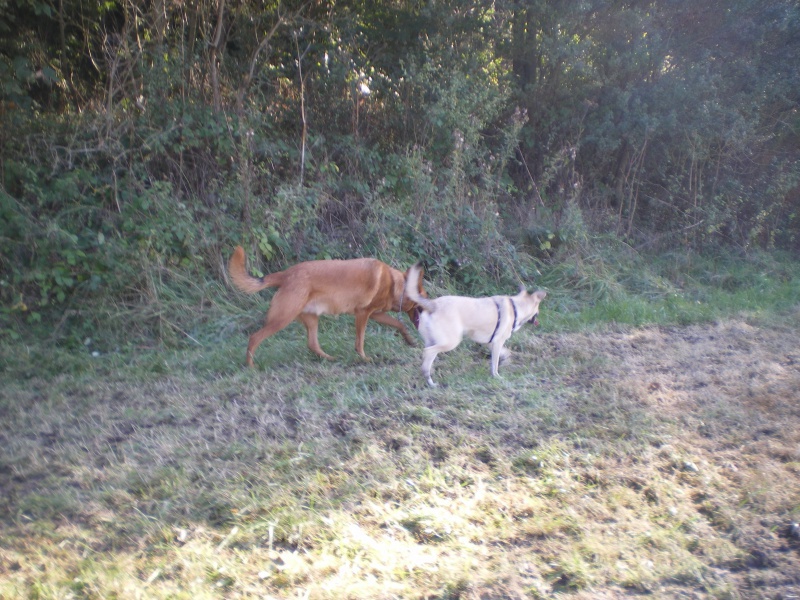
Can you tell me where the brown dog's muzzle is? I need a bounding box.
[407,306,422,329]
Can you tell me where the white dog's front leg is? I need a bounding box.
[489,339,513,376]
[489,344,503,377]
[498,346,511,365]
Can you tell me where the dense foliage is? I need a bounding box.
[1,0,798,340]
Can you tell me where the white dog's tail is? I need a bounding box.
[405,263,436,313]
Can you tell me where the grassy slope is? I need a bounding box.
[1,253,799,599]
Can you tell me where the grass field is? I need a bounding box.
[1,253,800,599]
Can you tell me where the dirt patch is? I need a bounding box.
[540,317,800,596]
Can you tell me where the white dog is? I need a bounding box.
[405,264,546,386]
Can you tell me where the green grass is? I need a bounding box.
[539,247,800,331]
[1,249,799,598]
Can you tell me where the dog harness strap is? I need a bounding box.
[488,299,502,344]
[510,298,518,331]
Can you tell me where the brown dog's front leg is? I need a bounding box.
[354,310,372,361]
[369,312,417,346]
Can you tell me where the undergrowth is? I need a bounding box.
[5,239,797,373]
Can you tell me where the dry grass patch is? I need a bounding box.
[2,310,800,598]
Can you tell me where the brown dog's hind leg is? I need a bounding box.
[245,290,301,367]
[297,313,334,360]
[369,312,416,346]
[246,317,294,367]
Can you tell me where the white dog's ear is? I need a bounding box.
[518,283,527,294]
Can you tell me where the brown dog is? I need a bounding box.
[228,246,424,366]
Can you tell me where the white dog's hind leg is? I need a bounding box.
[421,345,441,387]
[421,338,460,387]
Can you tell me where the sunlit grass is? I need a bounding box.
[1,249,799,597]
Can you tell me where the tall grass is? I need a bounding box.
[539,245,800,331]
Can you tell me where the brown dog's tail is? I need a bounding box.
[228,246,284,294]
[405,262,436,314]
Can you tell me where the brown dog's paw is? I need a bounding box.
[399,331,418,346]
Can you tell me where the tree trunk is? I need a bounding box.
[209,0,226,112]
